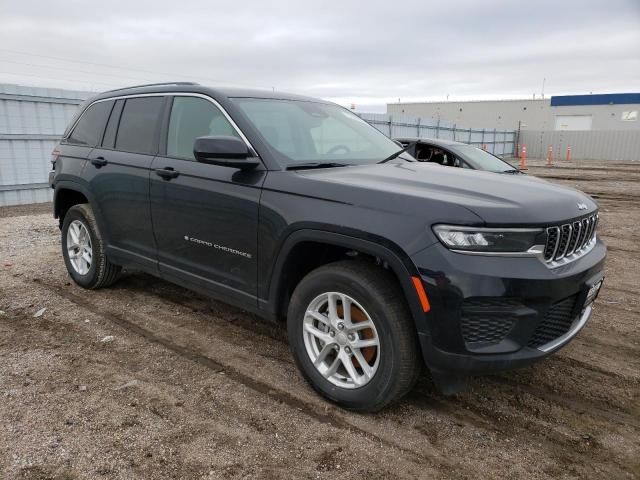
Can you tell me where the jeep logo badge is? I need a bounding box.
[577,203,588,210]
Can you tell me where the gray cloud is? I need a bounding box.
[1,0,638,112]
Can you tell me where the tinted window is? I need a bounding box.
[115,97,164,154]
[67,100,113,146]
[167,96,240,160]
[102,99,124,148]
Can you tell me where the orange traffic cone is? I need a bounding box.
[566,146,572,162]
[546,145,553,166]
[520,145,527,170]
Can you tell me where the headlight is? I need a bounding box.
[433,225,544,253]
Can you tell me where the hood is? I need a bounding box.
[295,162,597,226]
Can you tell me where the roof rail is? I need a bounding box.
[103,82,199,93]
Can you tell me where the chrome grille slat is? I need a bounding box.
[556,224,572,260]
[567,221,581,256]
[588,216,595,244]
[578,218,589,249]
[544,226,561,261]
[543,212,598,268]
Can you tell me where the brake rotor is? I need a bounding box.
[337,303,376,367]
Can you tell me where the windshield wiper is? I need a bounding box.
[286,162,350,171]
[501,169,521,174]
[378,141,418,164]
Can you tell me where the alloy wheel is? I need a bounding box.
[66,219,93,275]
[303,292,380,389]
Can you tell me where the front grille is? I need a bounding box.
[543,213,598,265]
[528,295,579,349]
[461,298,520,345]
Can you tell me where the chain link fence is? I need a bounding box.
[359,113,516,156]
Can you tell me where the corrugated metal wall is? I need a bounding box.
[518,130,640,161]
[359,113,516,156]
[0,83,92,206]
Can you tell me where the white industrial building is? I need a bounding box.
[388,93,640,132]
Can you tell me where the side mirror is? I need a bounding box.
[194,136,259,170]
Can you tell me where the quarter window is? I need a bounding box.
[102,99,124,148]
[67,100,114,146]
[167,96,240,160]
[115,97,164,155]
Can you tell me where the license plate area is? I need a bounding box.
[584,278,604,308]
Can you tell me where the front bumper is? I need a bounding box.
[410,238,606,379]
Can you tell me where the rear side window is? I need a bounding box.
[115,97,164,155]
[67,100,114,146]
[167,96,240,160]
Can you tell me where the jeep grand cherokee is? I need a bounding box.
[49,82,606,411]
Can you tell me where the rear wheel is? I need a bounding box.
[61,204,121,289]
[287,260,420,411]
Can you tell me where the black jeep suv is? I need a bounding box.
[50,82,606,411]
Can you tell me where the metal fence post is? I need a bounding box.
[453,124,457,141]
[468,128,472,144]
[436,118,440,139]
[417,117,421,138]
[493,129,497,153]
[388,116,393,137]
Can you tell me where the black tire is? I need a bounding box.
[287,260,421,412]
[61,204,121,289]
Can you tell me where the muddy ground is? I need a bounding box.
[0,159,638,479]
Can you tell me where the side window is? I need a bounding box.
[115,97,164,155]
[167,97,240,160]
[67,100,114,146]
[102,99,124,148]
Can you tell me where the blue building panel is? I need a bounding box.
[550,93,640,107]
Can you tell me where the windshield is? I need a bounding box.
[451,145,515,172]
[232,98,405,167]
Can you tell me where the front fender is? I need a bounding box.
[262,227,429,336]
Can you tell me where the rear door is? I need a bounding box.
[149,95,266,305]
[59,100,114,183]
[85,95,165,270]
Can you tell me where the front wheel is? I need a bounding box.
[287,260,421,411]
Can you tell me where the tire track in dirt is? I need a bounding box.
[407,384,638,477]
[486,375,640,429]
[35,274,637,476]
[601,285,640,297]
[112,273,640,429]
[29,277,467,477]
[110,274,640,459]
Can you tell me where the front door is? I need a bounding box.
[149,95,266,305]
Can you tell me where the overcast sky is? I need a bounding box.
[1,0,638,112]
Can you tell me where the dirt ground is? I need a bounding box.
[1,159,638,479]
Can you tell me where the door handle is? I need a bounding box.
[155,167,180,180]
[91,157,108,168]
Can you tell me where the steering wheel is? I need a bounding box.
[326,144,351,155]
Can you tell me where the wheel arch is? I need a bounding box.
[53,181,109,243]
[265,229,428,334]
